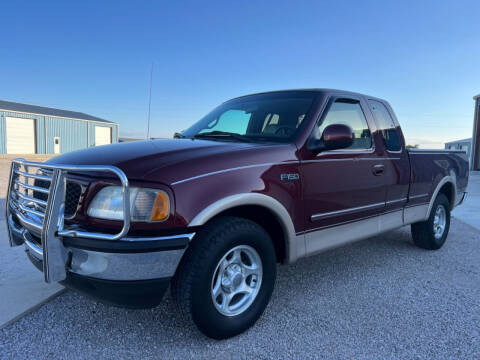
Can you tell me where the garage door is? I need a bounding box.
[5,117,36,154]
[95,126,112,146]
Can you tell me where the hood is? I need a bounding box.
[48,139,297,185]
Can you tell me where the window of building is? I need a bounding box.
[368,100,402,152]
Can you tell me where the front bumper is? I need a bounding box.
[6,158,194,308]
[9,214,193,307]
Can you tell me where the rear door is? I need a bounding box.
[366,100,410,213]
[301,96,387,241]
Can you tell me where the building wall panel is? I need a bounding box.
[44,117,88,153]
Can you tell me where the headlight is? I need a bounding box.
[87,186,170,222]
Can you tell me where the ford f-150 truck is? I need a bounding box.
[6,89,469,339]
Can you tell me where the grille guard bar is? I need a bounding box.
[6,158,131,282]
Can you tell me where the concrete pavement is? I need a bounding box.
[452,171,480,230]
[0,200,64,328]
[0,155,62,329]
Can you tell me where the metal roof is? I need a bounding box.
[0,99,113,123]
[444,138,472,145]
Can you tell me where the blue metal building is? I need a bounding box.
[0,100,118,154]
[472,94,480,170]
[445,138,471,167]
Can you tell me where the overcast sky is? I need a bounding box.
[1,0,479,148]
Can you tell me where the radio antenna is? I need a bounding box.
[146,62,154,139]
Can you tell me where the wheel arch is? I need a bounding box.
[427,175,457,217]
[188,193,303,263]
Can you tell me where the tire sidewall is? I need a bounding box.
[190,221,276,338]
[427,194,451,248]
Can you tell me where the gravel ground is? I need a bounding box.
[1,219,479,359]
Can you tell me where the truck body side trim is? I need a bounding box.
[171,162,298,185]
[305,210,404,256]
[305,203,433,257]
[310,202,384,221]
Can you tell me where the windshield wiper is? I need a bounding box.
[193,131,252,143]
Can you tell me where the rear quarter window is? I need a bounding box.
[368,100,402,152]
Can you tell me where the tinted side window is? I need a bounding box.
[368,100,402,151]
[318,99,372,149]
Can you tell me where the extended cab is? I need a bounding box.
[6,89,469,339]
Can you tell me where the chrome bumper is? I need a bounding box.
[8,213,193,281]
[6,158,193,283]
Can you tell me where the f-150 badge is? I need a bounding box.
[280,173,300,181]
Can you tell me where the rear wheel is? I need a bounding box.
[411,193,450,250]
[171,216,276,339]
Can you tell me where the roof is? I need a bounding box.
[228,88,385,103]
[474,94,480,100]
[445,138,472,145]
[0,99,113,123]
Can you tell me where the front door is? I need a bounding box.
[54,137,61,154]
[301,96,387,253]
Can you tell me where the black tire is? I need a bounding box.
[171,216,276,339]
[411,193,451,250]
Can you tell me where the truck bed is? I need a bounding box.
[407,148,469,209]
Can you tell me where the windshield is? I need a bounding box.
[180,91,317,143]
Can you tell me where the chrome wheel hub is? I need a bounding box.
[211,245,263,316]
[221,264,244,292]
[433,205,446,239]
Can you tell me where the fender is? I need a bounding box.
[188,193,305,263]
[426,173,457,219]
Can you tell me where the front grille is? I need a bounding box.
[33,176,50,202]
[10,166,52,232]
[8,159,131,283]
[33,172,82,218]
[9,165,83,242]
[64,182,82,217]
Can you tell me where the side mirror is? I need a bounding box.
[173,132,185,139]
[308,124,354,154]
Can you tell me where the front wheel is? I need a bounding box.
[171,216,276,339]
[411,193,451,250]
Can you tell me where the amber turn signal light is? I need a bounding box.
[150,191,169,221]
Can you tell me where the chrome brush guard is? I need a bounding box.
[6,158,131,283]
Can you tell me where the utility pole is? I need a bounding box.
[146,62,154,140]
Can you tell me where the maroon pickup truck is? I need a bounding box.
[6,89,468,339]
